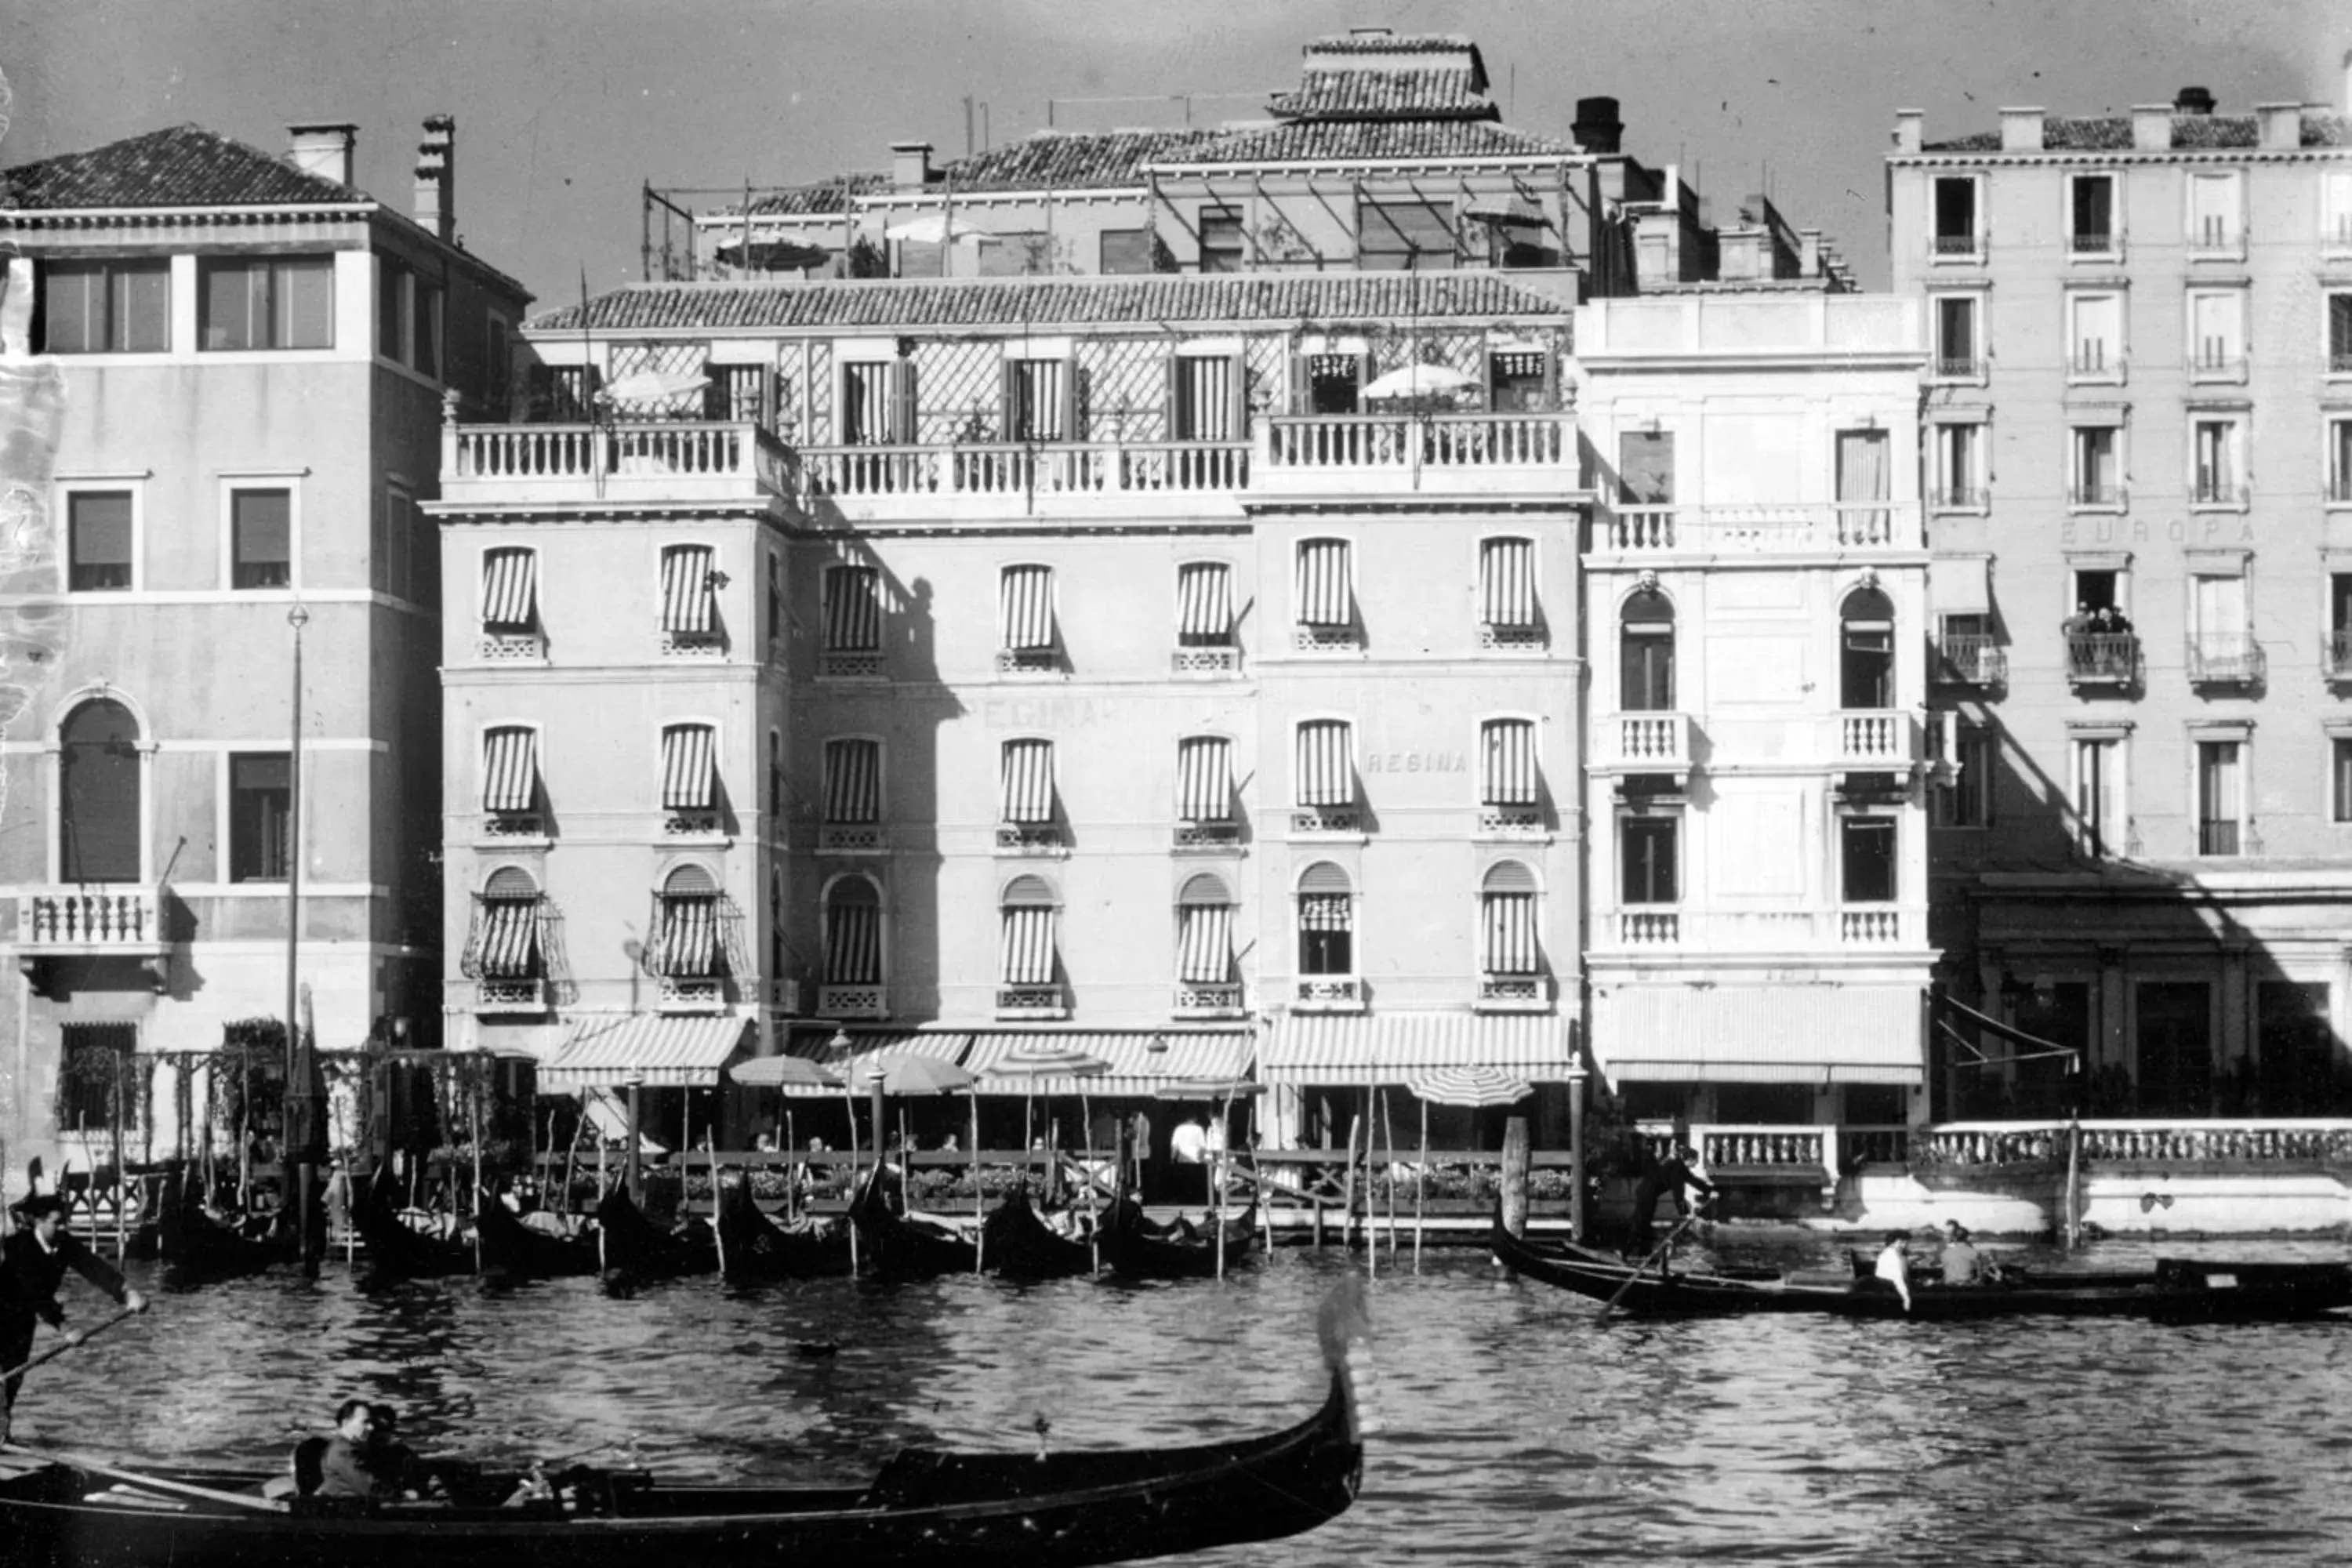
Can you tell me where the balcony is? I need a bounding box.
[2067,482,2125,510]
[1174,981,1246,1018]
[1294,975,1365,1011]
[995,982,1069,1019]
[2068,232,2117,256]
[474,977,546,1015]
[2187,353,2248,385]
[1260,412,1570,494]
[1476,973,1552,1011]
[2067,349,2124,381]
[1598,905,1929,954]
[2186,222,2243,257]
[816,823,887,854]
[800,441,1249,510]
[1478,621,1546,652]
[660,629,726,660]
[656,975,728,1014]
[477,630,546,662]
[2187,633,2265,688]
[1929,356,1985,381]
[818,648,885,681]
[1828,710,1919,770]
[1476,804,1546,839]
[2065,633,2140,687]
[1171,644,1241,677]
[663,807,726,840]
[995,822,1065,855]
[1594,502,1920,555]
[1932,634,2006,688]
[1617,909,1680,946]
[1838,907,1906,945]
[480,810,549,843]
[994,646,1062,676]
[444,419,796,506]
[817,983,887,1018]
[1289,805,1363,837]
[1928,485,1987,512]
[15,887,171,992]
[2330,475,2352,507]
[1931,234,1984,260]
[1292,624,1362,654]
[1172,818,1243,852]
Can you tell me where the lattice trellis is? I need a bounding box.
[608,339,716,418]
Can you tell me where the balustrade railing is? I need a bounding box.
[1598,502,1918,553]
[1265,412,1568,470]
[18,887,165,949]
[1913,1120,2352,1171]
[449,421,792,493]
[1610,711,1690,771]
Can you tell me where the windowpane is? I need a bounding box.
[1933,177,1975,242]
[824,566,882,650]
[1198,210,1243,273]
[278,259,334,347]
[1840,818,1897,902]
[2071,294,2120,372]
[41,263,100,353]
[230,752,292,881]
[2329,295,2352,367]
[109,263,169,351]
[1621,818,1677,904]
[60,699,141,884]
[2071,175,2114,248]
[2074,739,2122,858]
[413,283,441,376]
[1359,200,1454,270]
[231,489,292,589]
[1617,431,1675,503]
[2334,739,2352,824]
[379,259,405,360]
[2197,741,2242,855]
[1099,229,1154,275]
[67,492,132,591]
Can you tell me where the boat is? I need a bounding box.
[0,1287,1371,1568]
[155,1169,284,1283]
[712,1175,852,1281]
[591,1186,717,1280]
[978,1189,1097,1280]
[1096,1200,1259,1281]
[470,1192,601,1280]
[350,1175,477,1279]
[1491,1218,2352,1321]
[845,1162,980,1278]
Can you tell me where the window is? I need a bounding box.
[2136,982,2212,1117]
[479,727,541,832]
[978,232,1051,278]
[376,258,443,376]
[1839,586,1896,710]
[822,739,880,827]
[227,753,292,881]
[2334,737,2352,823]
[2065,568,2136,683]
[66,492,132,591]
[1359,198,1454,271]
[997,563,1056,669]
[1171,354,1243,441]
[1297,863,1353,975]
[2069,292,2122,378]
[998,875,1059,989]
[1480,719,1539,809]
[1936,725,1994,828]
[1488,350,1548,411]
[765,553,783,648]
[2191,419,2244,506]
[1619,590,1675,710]
[2186,172,2242,252]
[2328,170,2352,249]
[1176,873,1236,991]
[383,485,434,607]
[2072,735,2126,859]
[59,699,141,884]
[2332,574,2352,676]
[481,546,537,635]
[2328,292,2352,375]
[2068,172,2117,254]
[659,543,722,649]
[1621,817,1678,904]
[821,564,883,679]
[1175,735,1233,825]
[895,238,943,279]
[40,260,168,353]
[1303,353,1362,415]
[1294,538,1355,644]
[1480,862,1540,978]
[998,738,1056,836]
[2197,739,2245,855]
[467,867,543,983]
[2332,419,2352,505]
[2188,290,2245,377]
[659,723,720,832]
[1000,357,1071,441]
[823,877,883,989]
[1175,561,1234,648]
[1616,430,1675,504]
[2255,982,2340,1117]
[1840,817,1898,902]
[59,1025,138,1134]
[2070,425,2122,507]
[1931,176,1979,256]
[1198,209,1243,273]
[1931,421,1985,510]
[840,359,916,445]
[652,864,726,979]
[230,488,291,590]
[1100,229,1156,275]
[1479,537,1539,645]
[1835,430,1891,538]
[2188,573,2256,684]
[1294,720,1355,811]
[1932,296,1981,377]
[199,256,333,350]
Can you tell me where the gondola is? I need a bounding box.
[713,1175,852,1281]
[470,1192,601,1280]
[350,1175,477,1279]
[1096,1200,1260,1281]
[978,1189,1097,1280]
[591,1186,718,1280]
[155,1169,284,1283]
[845,1162,980,1278]
[0,1282,1369,1568]
[1491,1218,2352,1321]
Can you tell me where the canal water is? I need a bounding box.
[17,1231,2352,1565]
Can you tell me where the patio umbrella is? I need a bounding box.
[849,1054,982,1269]
[728,1056,843,1221]
[985,1046,1112,1272]
[1362,362,1475,400]
[882,212,988,245]
[712,237,832,272]
[1405,1067,1534,1270]
[1154,1079,1269,1279]
[602,368,712,407]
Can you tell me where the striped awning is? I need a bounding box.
[1003,358,1068,441]
[1479,536,1535,627]
[1928,555,1991,618]
[1592,983,1924,1086]
[474,897,539,978]
[481,727,539,814]
[1175,735,1230,822]
[825,900,880,984]
[841,361,895,446]
[769,1026,969,1098]
[657,895,720,977]
[482,547,537,627]
[1260,1012,1574,1085]
[1175,561,1232,641]
[1295,720,1352,808]
[1000,738,1054,824]
[1000,564,1054,651]
[1177,903,1232,984]
[660,544,717,634]
[963,1030,1250,1098]
[1295,539,1351,628]
[825,738,880,823]
[540,1014,751,1090]
[1173,354,1236,441]
[661,724,717,810]
[1480,718,1537,806]
[999,906,1056,985]
[1298,892,1352,931]
[1482,891,1537,976]
[825,565,882,650]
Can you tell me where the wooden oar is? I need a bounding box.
[0,1439,286,1514]
[1595,1206,1708,1321]
[0,1305,140,1387]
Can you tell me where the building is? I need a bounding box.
[0,120,530,1177]
[1889,71,2352,1120]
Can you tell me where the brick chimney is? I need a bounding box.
[1998,107,2045,151]
[2130,104,2172,151]
[413,115,455,240]
[1893,110,1923,154]
[890,140,934,193]
[286,122,357,187]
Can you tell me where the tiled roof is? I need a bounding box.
[1267,67,1497,123]
[528,272,1573,334]
[1169,119,1575,165]
[1922,111,2352,154]
[940,129,1225,190]
[0,124,361,209]
[745,172,891,216]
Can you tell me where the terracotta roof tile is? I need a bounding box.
[1267,68,1497,123]
[1920,111,2352,154]
[941,129,1225,191]
[745,172,891,216]
[1,124,361,209]
[528,272,1573,335]
[1170,119,1574,165]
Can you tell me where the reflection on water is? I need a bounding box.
[20,1233,2352,1565]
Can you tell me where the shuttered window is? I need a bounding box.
[660,724,718,810]
[1294,539,1352,629]
[481,547,537,629]
[823,738,880,824]
[477,869,541,978]
[998,875,1058,985]
[1176,561,1233,646]
[1480,719,1538,807]
[842,360,916,445]
[999,564,1054,651]
[1297,863,1353,975]
[1000,358,1070,441]
[1171,354,1242,441]
[824,879,882,984]
[1295,720,1353,808]
[824,566,882,651]
[1176,735,1232,822]
[659,544,718,634]
[656,863,721,977]
[1000,739,1054,823]
[1177,874,1234,985]
[1481,862,1539,975]
[481,727,539,813]
[1479,537,1536,628]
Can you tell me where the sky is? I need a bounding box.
[3,0,2349,309]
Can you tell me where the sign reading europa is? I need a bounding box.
[2060,516,2256,546]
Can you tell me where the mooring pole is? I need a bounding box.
[1501,1115,1532,1240]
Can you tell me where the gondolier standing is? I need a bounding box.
[1,1192,147,1442]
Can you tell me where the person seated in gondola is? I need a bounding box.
[1872,1232,1915,1312]
[1937,1220,2001,1286]
[314,1399,403,1500]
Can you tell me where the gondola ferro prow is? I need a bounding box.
[1316,1276,1381,1443]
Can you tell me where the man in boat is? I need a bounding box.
[1873,1231,1914,1312]
[0,1192,148,1443]
[1627,1142,1715,1258]
[1938,1221,1985,1286]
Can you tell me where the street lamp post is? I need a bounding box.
[284,602,315,1273]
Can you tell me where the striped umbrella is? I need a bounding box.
[1404,1068,1534,1271]
[728,1055,842,1218]
[846,1054,980,1255]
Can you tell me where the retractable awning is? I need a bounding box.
[963,1030,1251,1097]
[539,1014,752,1090]
[1258,1012,1573,1085]
[768,1025,971,1097]
[1592,983,1923,1086]
[1929,992,2079,1066]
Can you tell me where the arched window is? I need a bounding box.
[1176,872,1234,985]
[1480,862,1540,978]
[60,699,141,883]
[1298,862,1353,976]
[824,876,882,985]
[1620,590,1675,711]
[654,863,724,978]
[468,866,542,980]
[999,874,1059,987]
[1841,586,1896,710]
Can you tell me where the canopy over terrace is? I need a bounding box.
[1258,1011,1575,1148]
[960,1030,1252,1099]
[1589,983,1926,1087]
[538,1015,754,1090]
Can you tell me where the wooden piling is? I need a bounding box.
[1501,1116,1531,1240]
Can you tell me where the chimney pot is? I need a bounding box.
[286,122,358,187]
[1572,96,1624,155]
[2254,102,2301,151]
[889,140,934,193]
[2174,85,2216,116]
[1893,110,1923,155]
[1998,107,2045,151]
[413,114,456,241]
[2130,104,2173,151]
